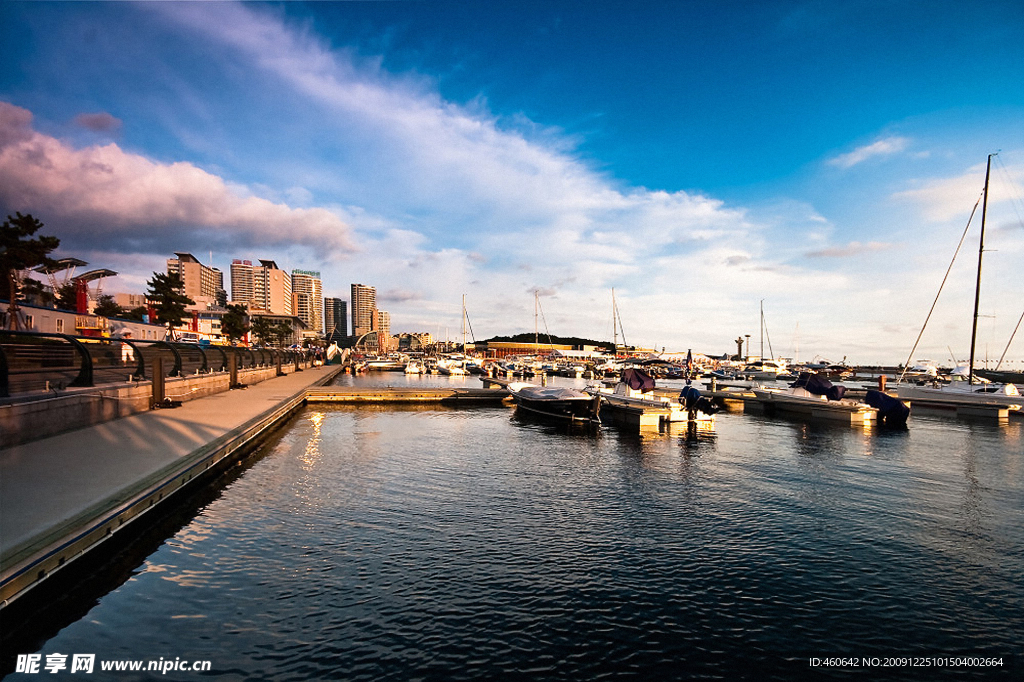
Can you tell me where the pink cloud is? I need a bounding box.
[74,111,122,133]
[0,101,355,255]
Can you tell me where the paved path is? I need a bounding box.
[0,365,341,572]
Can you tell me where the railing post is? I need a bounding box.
[276,350,284,376]
[151,356,165,407]
[229,352,238,389]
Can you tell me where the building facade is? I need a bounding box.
[324,297,348,341]
[376,310,391,351]
[231,259,293,316]
[350,283,376,338]
[166,253,227,309]
[291,270,323,337]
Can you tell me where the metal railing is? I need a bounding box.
[1,331,311,398]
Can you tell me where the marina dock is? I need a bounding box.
[306,386,509,404]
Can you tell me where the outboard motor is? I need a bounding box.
[679,385,721,415]
[865,389,911,427]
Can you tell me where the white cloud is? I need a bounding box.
[828,136,910,169]
[0,101,356,256]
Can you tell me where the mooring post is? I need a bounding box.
[229,353,238,389]
[151,356,164,408]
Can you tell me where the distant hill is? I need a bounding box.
[482,333,614,351]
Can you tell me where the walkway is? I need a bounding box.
[0,364,341,603]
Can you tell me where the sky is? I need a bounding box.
[1,0,1023,365]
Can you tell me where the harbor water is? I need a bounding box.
[6,374,1023,680]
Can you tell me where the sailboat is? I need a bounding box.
[896,154,1023,413]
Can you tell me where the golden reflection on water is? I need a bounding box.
[301,411,325,471]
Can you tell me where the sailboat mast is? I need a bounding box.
[968,153,994,386]
[534,290,539,348]
[462,294,466,350]
[760,300,764,361]
[612,288,618,354]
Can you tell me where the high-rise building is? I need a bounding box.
[291,269,323,336]
[231,259,292,315]
[376,310,392,351]
[166,252,226,309]
[324,297,348,340]
[230,259,255,305]
[350,283,376,338]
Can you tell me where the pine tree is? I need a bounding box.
[2,213,60,330]
[146,272,194,330]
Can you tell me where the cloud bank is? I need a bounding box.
[0,101,356,256]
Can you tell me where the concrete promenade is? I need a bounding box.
[0,364,343,606]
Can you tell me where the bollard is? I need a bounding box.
[878,375,887,391]
[229,353,238,389]
[152,357,165,408]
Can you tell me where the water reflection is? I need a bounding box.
[14,379,1024,682]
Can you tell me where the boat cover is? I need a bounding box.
[864,389,910,426]
[514,386,592,402]
[679,384,721,415]
[791,371,847,401]
[622,368,656,392]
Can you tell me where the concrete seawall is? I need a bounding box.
[1,364,308,449]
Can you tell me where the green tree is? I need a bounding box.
[273,320,294,347]
[2,213,60,330]
[146,272,194,330]
[221,304,249,345]
[92,294,123,318]
[54,281,78,311]
[19,277,54,308]
[123,305,148,323]
[249,315,274,345]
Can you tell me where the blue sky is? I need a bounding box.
[1,1,1023,365]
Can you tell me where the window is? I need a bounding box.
[25,315,34,329]
[55,318,64,334]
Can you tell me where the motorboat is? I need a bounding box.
[751,372,886,425]
[585,368,718,423]
[507,381,600,423]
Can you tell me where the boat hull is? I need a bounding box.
[752,388,877,424]
[508,384,600,423]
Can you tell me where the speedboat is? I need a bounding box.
[507,382,600,423]
[752,372,887,425]
[585,368,718,423]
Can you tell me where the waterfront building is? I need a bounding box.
[350,283,376,338]
[324,297,348,342]
[291,270,323,337]
[166,253,227,309]
[231,259,293,316]
[377,310,392,351]
[230,260,256,305]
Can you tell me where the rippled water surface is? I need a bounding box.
[14,375,1024,680]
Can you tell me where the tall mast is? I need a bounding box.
[612,288,618,354]
[462,293,466,350]
[968,153,995,386]
[760,299,764,361]
[534,290,539,348]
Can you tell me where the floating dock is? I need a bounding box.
[306,386,509,404]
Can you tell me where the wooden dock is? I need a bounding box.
[305,386,510,404]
